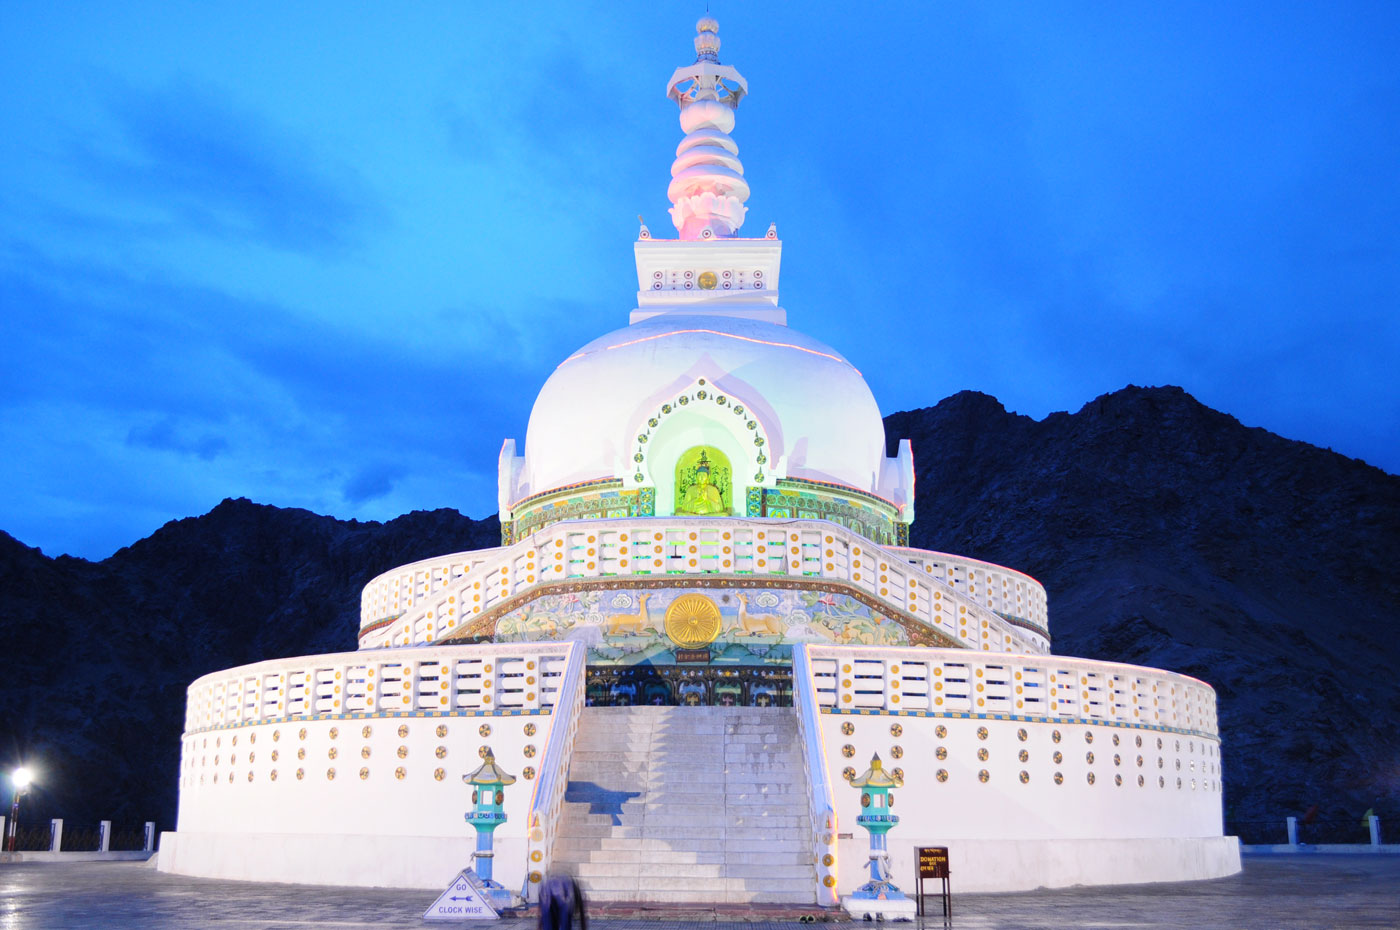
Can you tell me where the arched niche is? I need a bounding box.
[629,379,775,517]
[646,406,752,517]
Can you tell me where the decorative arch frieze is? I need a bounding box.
[626,377,777,513]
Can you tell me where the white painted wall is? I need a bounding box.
[835,836,1240,894]
[796,644,1232,893]
[169,643,577,892]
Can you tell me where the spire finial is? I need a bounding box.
[665,17,750,240]
[695,15,720,61]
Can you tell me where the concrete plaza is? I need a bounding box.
[0,854,1396,929]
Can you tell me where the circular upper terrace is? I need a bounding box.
[357,516,1049,655]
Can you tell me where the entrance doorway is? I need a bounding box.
[585,666,792,707]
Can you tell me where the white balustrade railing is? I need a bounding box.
[894,548,1047,631]
[792,645,840,906]
[800,644,1218,739]
[357,518,1050,656]
[519,642,586,902]
[183,642,575,734]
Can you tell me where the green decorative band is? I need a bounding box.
[507,484,655,544]
[509,477,624,514]
[822,707,1218,742]
[762,484,897,546]
[994,611,1050,642]
[185,705,553,737]
[439,573,966,650]
[775,477,901,516]
[359,613,404,637]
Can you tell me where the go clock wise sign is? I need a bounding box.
[424,870,499,921]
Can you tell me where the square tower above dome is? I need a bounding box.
[631,231,785,326]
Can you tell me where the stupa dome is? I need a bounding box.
[514,313,888,507]
[494,16,915,539]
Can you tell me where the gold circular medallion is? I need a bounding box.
[697,270,718,289]
[664,594,722,647]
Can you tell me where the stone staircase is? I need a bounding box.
[551,705,817,904]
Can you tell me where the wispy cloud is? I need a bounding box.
[71,77,383,254]
[343,463,405,505]
[127,417,229,461]
[0,247,517,557]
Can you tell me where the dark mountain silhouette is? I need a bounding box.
[1,385,1395,837]
[887,385,1399,830]
[0,504,498,830]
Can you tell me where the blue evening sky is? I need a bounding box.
[2,2,1397,559]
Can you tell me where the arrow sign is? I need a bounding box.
[424,868,499,921]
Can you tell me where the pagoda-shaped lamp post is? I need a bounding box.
[463,750,518,910]
[843,753,915,919]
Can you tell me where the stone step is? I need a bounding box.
[563,705,815,904]
[718,784,808,796]
[642,889,817,905]
[574,872,816,891]
[555,831,811,849]
[556,832,810,849]
[555,851,723,867]
[573,883,817,904]
[567,860,817,881]
[562,798,811,815]
[551,822,646,838]
[619,789,730,804]
[561,855,815,876]
[560,809,799,827]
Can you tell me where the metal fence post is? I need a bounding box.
[50,818,63,852]
[1369,815,1381,846]
[1286,816,1297,847]
[99,820,112,852]
[143,822,155,852]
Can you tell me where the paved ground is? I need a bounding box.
[0,855,1397,929]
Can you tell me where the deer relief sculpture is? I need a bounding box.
[732,593,785,636]
[605,594,654,636]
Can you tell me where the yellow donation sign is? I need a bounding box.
[664,594,723,648]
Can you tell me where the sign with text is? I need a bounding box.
[915,846,952,919]
[424,868,499,921]
[918,846,949,879]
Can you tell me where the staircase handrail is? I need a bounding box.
[520,641,586,902]
[793,643,839,906]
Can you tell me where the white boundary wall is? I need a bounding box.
[796,644,1240,892]
[161,642,582,890]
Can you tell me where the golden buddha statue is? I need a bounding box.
[677,451,726,515]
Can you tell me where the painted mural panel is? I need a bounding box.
[490,585,911,666]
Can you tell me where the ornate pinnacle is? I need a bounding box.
[665,17,750,240]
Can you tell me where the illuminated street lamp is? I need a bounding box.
[7,767,33,853]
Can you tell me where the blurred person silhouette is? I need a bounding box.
[539,874,587,930]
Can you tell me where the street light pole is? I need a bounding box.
[7,768,32,853]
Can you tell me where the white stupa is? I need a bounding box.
[158,18,1240,901]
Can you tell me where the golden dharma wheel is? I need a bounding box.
[664,594,723,647]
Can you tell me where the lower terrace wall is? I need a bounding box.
[797,645,1239,892]
[162,642,579,890]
